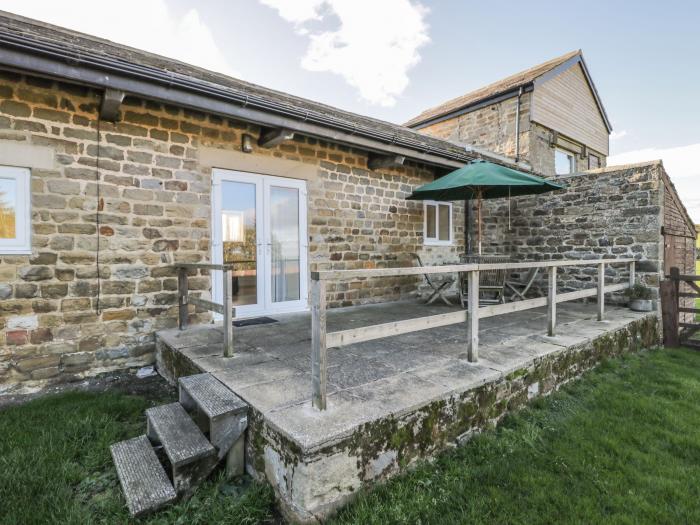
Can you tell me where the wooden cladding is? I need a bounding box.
[532,63,609,156]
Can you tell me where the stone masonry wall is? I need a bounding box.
[247,314,660,522]
[477,162,664,300]
[0,72,464,392]
[416,93,532,161]
[416,98,607,177]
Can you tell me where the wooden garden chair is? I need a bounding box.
[505,267,540,301]
[411,253,455,305]
[458,254,511,307]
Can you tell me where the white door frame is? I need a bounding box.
[211,168,309,318]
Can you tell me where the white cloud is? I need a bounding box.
[610,130,627,140]
[0,0,236,77]
[260,0,430,106]
[609,142,700,223]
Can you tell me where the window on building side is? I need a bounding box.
[588,153,600,169]
[0,166,31,254]
[555,149,575,175]
[424,201,452,245]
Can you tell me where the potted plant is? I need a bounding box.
[625,283,654,312]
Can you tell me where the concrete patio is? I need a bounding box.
[155,299,659,521]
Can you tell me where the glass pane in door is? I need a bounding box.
[222,181,257,306]
[0,178,17,239]
[270,186,300,303]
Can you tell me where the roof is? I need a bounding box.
[405,50,612,132]
[0,11,529,172]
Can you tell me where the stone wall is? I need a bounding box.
[477,162,665,299]
[416,93,532,161]
[245,314,660,523]
[0,73,464,392]
[415,97,607,177]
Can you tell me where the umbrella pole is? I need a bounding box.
[477,190,482,255]
[464,198,470,254]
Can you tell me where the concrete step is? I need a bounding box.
[110,435,177,517]
[179,373,247,421]
[179,373,249,470]
[146,402,217,495]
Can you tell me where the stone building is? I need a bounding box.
[0,11,694,396]
[405,50,611,176]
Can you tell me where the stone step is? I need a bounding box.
[146,402,217,495]
[179,373,249,473]
[110,435,177,517]
[179,373,247,421]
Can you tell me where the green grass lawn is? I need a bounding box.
[0,387,275,525]
[2,348,700,525]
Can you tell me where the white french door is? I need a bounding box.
[211,169,308,318]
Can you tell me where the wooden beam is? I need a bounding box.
[100,88,125,122]
[367,153,406,171]
[467,270,479,362]
[222,269,234,357]
[629,261,636,287]
[480,296,548,318]
[327,310,467,348]
[311,279,327,410]
[258,127,294,148]
[547,266,556,336]
[187,296,224,315]
[178,267,188,330]
[597,263,605,321]
[312,258,635,281]
[325,280,632,348]
[661,274,679,347]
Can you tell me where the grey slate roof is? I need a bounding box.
[405,50,611,133]
[0,11,509,169]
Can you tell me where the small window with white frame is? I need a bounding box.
[423,200,452,245]
[0,166,31,254]
[554,148,575,175]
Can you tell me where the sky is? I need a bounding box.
[2,0,700,219]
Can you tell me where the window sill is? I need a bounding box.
[424,240,454,247]
[0,249,32,255]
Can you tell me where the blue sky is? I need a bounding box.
[3,0,700,218]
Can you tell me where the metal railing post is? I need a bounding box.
[547,266,557,336]
[177,266,188,330]
[222,268,234,357]
[311,276,327,410]
[467,269,479,362]
[597,262,605,321]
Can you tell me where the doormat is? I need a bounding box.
[233,316,278,327]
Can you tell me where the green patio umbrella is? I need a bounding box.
[407,160,565,254]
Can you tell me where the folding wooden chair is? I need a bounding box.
[411,253,455,305]
[505,267,540,301]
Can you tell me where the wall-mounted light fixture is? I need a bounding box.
[242,133,254,153]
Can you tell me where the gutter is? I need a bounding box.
[0,32,496,171]
[407,84,534,131]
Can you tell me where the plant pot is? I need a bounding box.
[629,299,653,312]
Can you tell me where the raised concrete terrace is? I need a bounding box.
[156,301,653,452]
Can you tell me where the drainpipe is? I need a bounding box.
[514,86,523,162]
